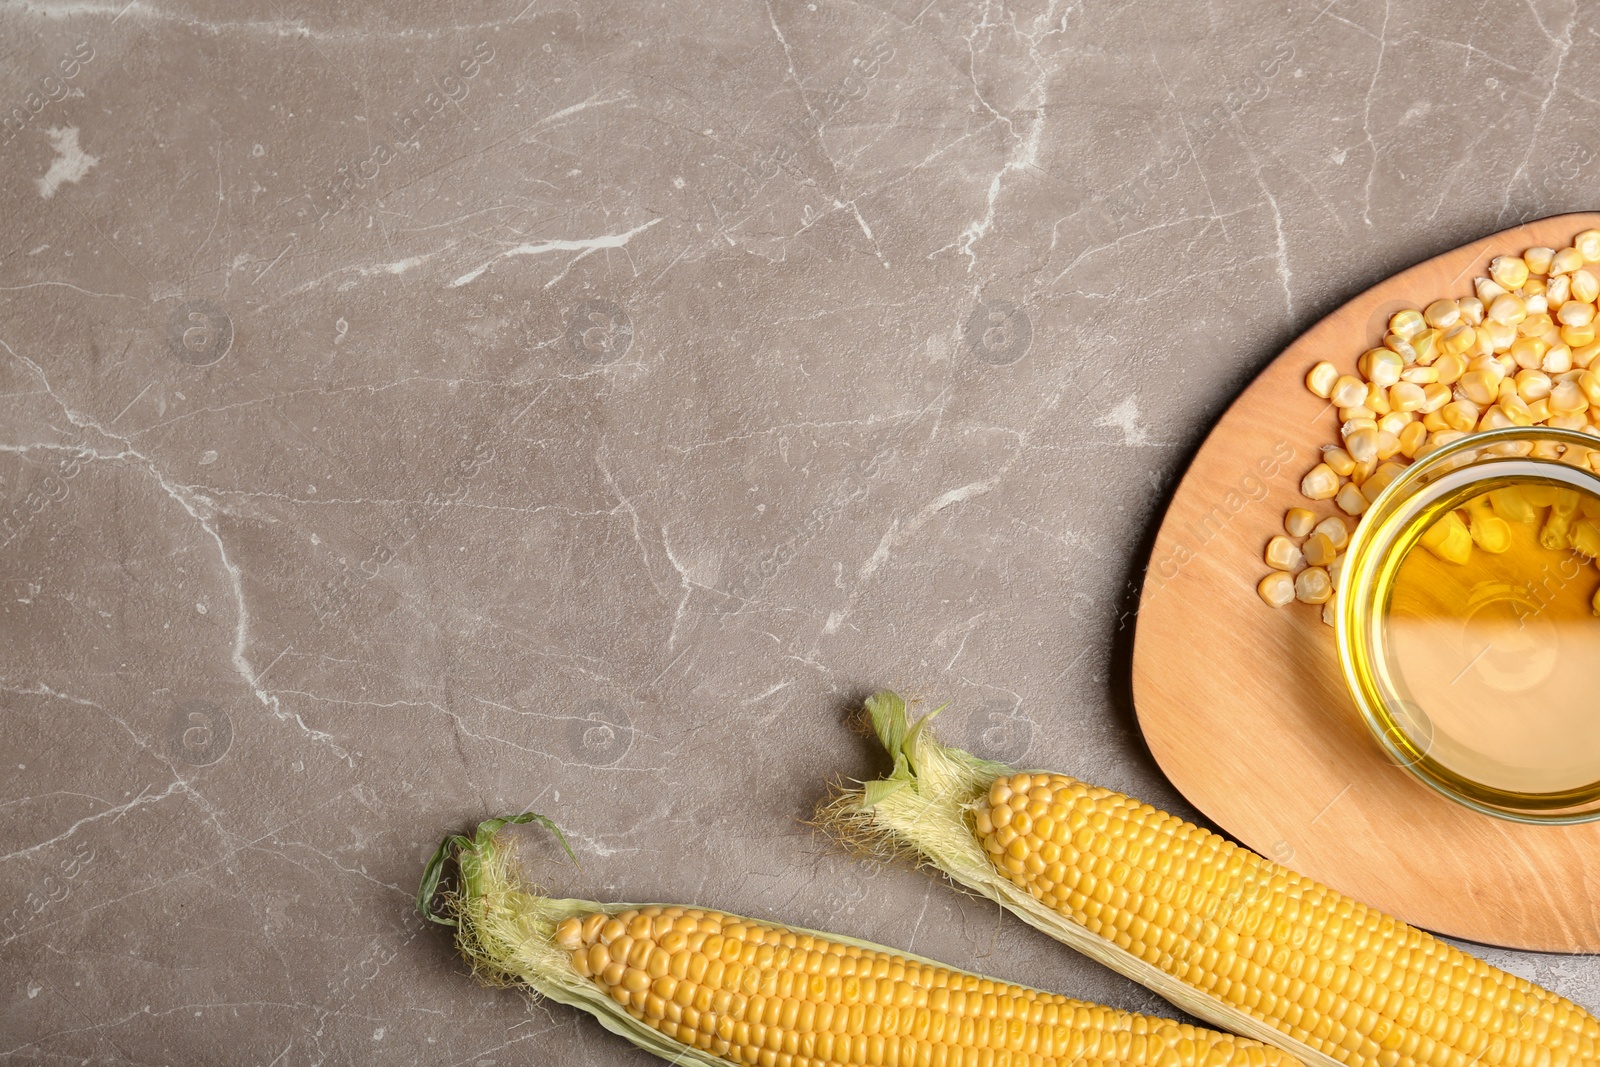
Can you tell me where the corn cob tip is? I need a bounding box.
[816,690,1014,877]
[417,811,575,928]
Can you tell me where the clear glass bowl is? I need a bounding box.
[1337,426,1600,824]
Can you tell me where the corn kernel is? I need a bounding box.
[1366,381,1392,415]
[1441,399,1480,431]
[1285,508,1317,538]
[1490,255,1530,289]
[1523,247,1555,275]
[1577,229,1600,262]
[1400,364,1440,384]
[1421,299,1458,329]
[1458,370,1501,407]
[1321,446,1357,477]
[1478,405,1516,431]
[1552,247,1585,274]
[1302,532,1337,568]
[1336,482,1369,516]
[1398,419,1428,457]
[1500,394,1535,426]
[1343,420,1379,465]
[1458,296,1485,325]
[1419,511,1472,564]
[1543,344,1573,373]
[1295,566,1333,605]
[1359,350,1404,388]
[1517,312,1554,338]
[1516,369,1553,402]
[1307,361,1339,398]
[1258,571,1295,608]
[1430,352,1466,386]
[1483,319,1517,351]
[1409,328,1439,365]
[1558,301,1595,327]
[1435,323,1472,357]
[1551,379,1589,417]
[1361,460,1406,502]
[1331,374,1368,408]
[1312,515,1349,550]
[1265,536,1303,571]
[1579,369,1600,406]
[1574,270,1600,303]
[1563,322,1597,347]
[1389,308,1427,341]
[1547,272,1572,304]
[1509,337,1546,370]
[1301,463,1340,501]
[1490,487,1538,522]
[1389,383,1425,412]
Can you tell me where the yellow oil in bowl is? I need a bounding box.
[1339,429,1600,822]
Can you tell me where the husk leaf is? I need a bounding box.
[819,690,1339,1067]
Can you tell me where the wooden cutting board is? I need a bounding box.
[1131,212,1600,952]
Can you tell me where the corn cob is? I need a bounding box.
[420,812,1302,1067]
[819,692,1600,1067]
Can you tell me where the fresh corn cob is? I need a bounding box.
[820,692,1600,1067]
[420,813,1301,1067]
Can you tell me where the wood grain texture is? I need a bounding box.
[1131,212,1600,952]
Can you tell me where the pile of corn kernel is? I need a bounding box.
[1259,227,1600,622]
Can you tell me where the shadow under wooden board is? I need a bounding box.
[1131,211,1600,953]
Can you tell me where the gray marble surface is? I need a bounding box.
[2,0,1597,1062]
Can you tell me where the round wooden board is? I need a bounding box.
[1132,212,1600,952]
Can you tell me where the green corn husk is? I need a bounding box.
[816,691,1345,1067]
[418,813,734,1067]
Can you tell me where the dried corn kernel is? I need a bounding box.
[1524,246,1555,275]
[1358,349,1403,388]
[1516,368,1554,401]
[1388,308,1427,340]
[1335,482,1368,515]
[1552,246,1585,274]
[1398,419,1427,457]
[1420,510,1472,564]
[1264,535,1302,571]
[1577,229,1600,261]
[1302,532,1337,567]
[1294,566,1332,604]
[1306,361,1338,398]
[1388,382,1425,412]
[1488,293,1528,325]
[1330,373,1368,408]
[1465,496,1511,553]
[1257,570,1295,607]
[1490,254,1530,289]
[1311,514,1348,549]
[1300,463,1339,500]
[1285,508,1316,537]
[1577,270,1600,303]
[1320,446,1356,476]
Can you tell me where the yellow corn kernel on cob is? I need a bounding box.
[420,813,1299,1067]
[821,692,1600,1067]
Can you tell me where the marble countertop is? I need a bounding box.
[2,0,1597,1062]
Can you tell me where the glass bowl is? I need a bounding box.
[1336,426,1600,824]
